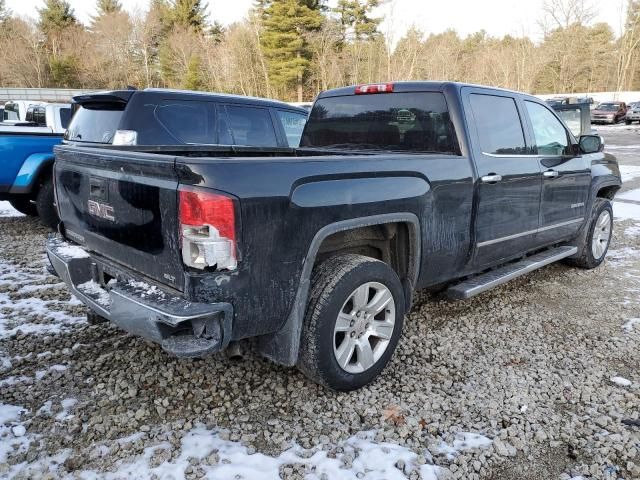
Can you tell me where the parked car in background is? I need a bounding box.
[67,89,309,148]
[2,100,48,122]
[0,103,71,134]
[48,81,619,391]
[625,101,640,124]
[591,102,627,124]
[0,130,63,228]
[550,101,592,137]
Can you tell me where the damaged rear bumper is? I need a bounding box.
[46,235,233,358]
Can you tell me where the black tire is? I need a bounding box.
[626,120,632,125]
[297,254,405,391]
[565,198,613,269]
[9,198,38,216]
[35,180,59,230]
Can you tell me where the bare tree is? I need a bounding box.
[540,0,597,32]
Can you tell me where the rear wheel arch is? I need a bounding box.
[257,213,421,367]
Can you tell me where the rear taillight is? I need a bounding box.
[179,189,237,271]
[112,130,138,146]
[355,83,394,94]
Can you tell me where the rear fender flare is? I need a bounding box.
[257,212,421,366]
[9,153,54,195]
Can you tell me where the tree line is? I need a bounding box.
[0,0,639,101]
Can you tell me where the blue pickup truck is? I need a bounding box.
[0,131,62,228]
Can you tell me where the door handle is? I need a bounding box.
[543,170,559,178]
[481,174,502,183]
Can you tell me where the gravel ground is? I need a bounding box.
[0,126,639,479]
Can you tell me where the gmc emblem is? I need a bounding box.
[87,200,115,222]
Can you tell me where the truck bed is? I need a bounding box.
[53,143,475,340]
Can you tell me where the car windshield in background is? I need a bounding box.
[300,92,460,155]
[65,104,124,143]
[598,104,619,111]
[3,103,19,121]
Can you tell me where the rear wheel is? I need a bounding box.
[9,198,38,216]
[297,254,405,391]
[35,181,59,230]
[566,198,613,269]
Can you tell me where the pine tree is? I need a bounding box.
[38,0,77,36]
[334,0,380,41]
[96,0,123,16]
[169,0,209,31]
[260,0,324,101]
[183,55,205,90]
[0,0,10,24]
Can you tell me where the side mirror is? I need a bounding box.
[579,135,604,154]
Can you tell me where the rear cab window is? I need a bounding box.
[122,98,216,145]
[301,91,459,154]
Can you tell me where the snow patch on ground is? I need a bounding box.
[0,201,24,218]
[613,201,640,221]
[605,144,640,150]
[78,427,445,480]
[617,187,640,202]
[0,259,83,340]
[55,398,78,421]
[436,432,493,460]
[619,164,640,183]
[35,364,68,381]
[624,224,640,236]
[623,318,640,331]
[0,403,29,464]
[607,247,640,267]
[610,376,632,387]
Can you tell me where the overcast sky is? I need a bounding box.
[5,0,626,43]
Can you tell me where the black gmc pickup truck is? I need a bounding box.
[47,82,621,391]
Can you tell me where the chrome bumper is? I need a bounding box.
[46,235,233,358]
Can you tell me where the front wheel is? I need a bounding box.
[566,198,613,269]
[297,254,405,391]
[35,181,59,230]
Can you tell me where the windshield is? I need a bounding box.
[3,103,19,121]
[301,92,460,155]
[65,103,124,143]
[598,104,619,111]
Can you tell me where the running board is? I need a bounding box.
[447,246,578,300]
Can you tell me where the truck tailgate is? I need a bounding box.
[54,146,185,291]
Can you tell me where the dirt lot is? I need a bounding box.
[0,126,639,480]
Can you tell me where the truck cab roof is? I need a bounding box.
[73,88,304,112]
[317,81,544,103]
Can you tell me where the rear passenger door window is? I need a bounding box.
[469,94,527,155]
[276,110,307,147]
[154,101,214,144]
[524,101,570,156]
[224,105,278,147]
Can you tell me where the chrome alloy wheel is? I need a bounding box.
[591,209,612,260]
[333,282,396,374]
